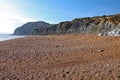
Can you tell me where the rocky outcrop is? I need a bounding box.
[14,14,120,35]
[14,21,50,35]
[99,29,120,36]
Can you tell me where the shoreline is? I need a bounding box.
[0,34,24,42]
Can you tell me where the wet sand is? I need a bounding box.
[0,34,120,80]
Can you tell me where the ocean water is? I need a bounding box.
[0,34,24,42]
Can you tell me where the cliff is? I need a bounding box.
[14,21,50,35]
[14,14,120,35]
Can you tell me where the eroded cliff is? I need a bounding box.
[14,14,120,35]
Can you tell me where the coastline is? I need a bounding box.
[0,34,24,42]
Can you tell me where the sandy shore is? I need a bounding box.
[0,34,120,80]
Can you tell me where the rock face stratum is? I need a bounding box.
[14,14,120,35]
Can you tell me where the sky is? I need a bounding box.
[0,0,120,34]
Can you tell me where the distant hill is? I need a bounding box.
[14,14,120,35]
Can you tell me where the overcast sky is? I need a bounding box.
[0,0,120,34]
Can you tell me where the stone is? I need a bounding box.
[98,49,104,53]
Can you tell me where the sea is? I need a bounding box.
[0,34,24,42]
